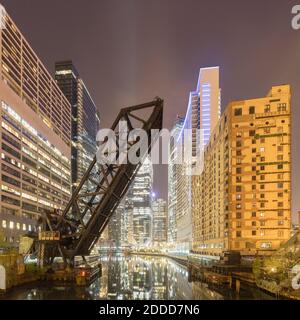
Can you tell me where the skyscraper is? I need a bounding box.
[192,85,291,257]
[170,67,220,254]
[152,198,167,246]
[167,117,184,244]
[55,61,100,190]
[127,157,153,248]
[107,199,128,250]
[0,9,72,247]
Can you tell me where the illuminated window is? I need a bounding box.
[9,221,14,229]
[2,220,7,228]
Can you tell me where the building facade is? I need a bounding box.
[167,117,184,244]
[192,85,292,257]
[0,10,72,246]
[169,67,220,254]
[55,61,100,190]
[152,198,167,246]
[127,157,153,248]
[107,199,128,250]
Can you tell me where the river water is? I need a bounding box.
[1,255,275,300]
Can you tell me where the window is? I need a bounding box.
[236,167,242,174]
[278,103,287,112]
[236,212,242,219]
[261,175,265,181]
[278,183,283,189]
[2,174,21,187]
[264,105,270,113]
[278,230,284,237]
[260,185,265,190]
[16,222,20,230]
[278,210,284,217]
[252,176,256,181]
[252,221,256,227]
[260,194,265,199]
[2,220,7,228]
[252,148,256,153]
[261,242,272,249]
[278,164,283,170]
[261,138,265,143]
[252,166,256,172]
[9,221,14,229]
[236,176,242,183]
[278,221,284,226]
[252,212,256,217]
[234,108,242,116]
[2,195,20,206]
[236,141,242,148]
[236,231,241,238]
[278,146,283,152]
[260,221,266,227]
[236,132,242,138]
[278,193,283,198]
[22,224,26,231]
[236,186,242,192]
[236,194,242,200]
[237,150,242,156]
[277,155,283,161]
[264,127,270,134]
[260,147,265,153]
[278,202,283,208]
[252,231,257,236]
[249,106,255,114]
[260,166,265,171]
[249,130,256,137]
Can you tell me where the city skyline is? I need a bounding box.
[0,0,299,304]
[2,0,299,220]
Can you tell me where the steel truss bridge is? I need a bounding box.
[36,99,163,267]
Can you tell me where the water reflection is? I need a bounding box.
[97,256,242,300]
[0,255,275,300]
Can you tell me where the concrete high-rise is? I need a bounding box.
[127,157,153,248]
[167,117,184,244]
[0,8,72,247]
[169,67,221,254]
[152,198,167,246]
[192,85,291,257]
[107,199,128,250]
[55,61,100,190]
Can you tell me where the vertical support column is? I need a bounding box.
[37,243,45,269]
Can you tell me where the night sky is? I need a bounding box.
[2,0,300,221]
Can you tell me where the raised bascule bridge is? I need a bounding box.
[24,98,163,283]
